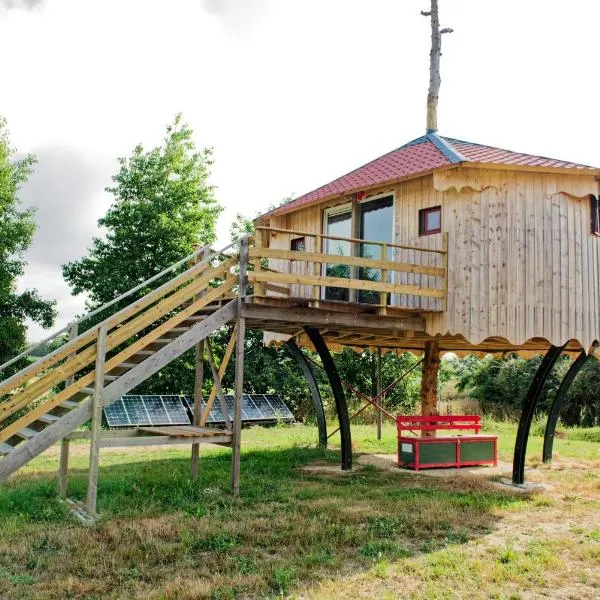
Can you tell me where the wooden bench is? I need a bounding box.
[396,415,497,470]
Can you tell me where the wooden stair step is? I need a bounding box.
[60,400,79,409]
[135,350,154,356]
[0,442,14,456]
[82,387,95,395]
[117,362,137,369]
[169,327,189,333]
[104,374,119,381]
[38,414,61,424]
[16,427,37,440]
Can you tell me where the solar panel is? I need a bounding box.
[251,394,278,418]
[111,393,294,428]
[122,395,152,426]
[264,394,295,419]
[104,397,131,427]
[160,395,190,425]
[143,395,171,425]
[242,394,262,420]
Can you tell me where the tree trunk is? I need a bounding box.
[420,340,440,436]
[426,0,441,133]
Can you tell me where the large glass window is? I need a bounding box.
[358,195,394,304]
[324,205,352,301]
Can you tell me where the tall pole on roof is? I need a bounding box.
[423,0,453,133]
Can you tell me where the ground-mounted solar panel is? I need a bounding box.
[161,395,190,425]
[143,395,171,425]
[251,394,278,419]
[263,394,294,419]
[122,395,152,426]
[104,397,131,427]
[242,394,262,420]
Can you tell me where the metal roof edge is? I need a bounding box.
[427,132,468,164]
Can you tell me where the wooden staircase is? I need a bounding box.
[0,243,243,481]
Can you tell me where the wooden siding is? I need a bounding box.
[264,167,600,352]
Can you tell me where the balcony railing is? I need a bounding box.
[250,227,448,311]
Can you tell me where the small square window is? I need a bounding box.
[590,195,600,235]
[291,237,305,251]
[419,206,442,236]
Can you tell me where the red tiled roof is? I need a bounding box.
[263,134,597,218]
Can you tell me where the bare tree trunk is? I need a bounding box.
[423,0,452,133]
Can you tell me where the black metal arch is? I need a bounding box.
[542,351,589,464]
[285,339,328,448]
[304,327,352,470]
[512,344,566,485]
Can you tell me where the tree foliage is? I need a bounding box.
[63,114,221,305]
[0,118,55,369]
[62,115,221,392]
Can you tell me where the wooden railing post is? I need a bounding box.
[380,243,388,313]
[86,324,107,517]
[441,232,448,312]
[191,339,204,479]
[253,229,265,298]
[58,439,70,498]
[232,237,248,496]
[313,234,322,306]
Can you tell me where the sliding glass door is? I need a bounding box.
[358,195,394,304]
[323,204,352,301]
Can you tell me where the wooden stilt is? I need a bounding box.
[86,324,107,517]
[376,348,382,440]
[191,339,204,479]
[420,340,440,437]
[232,237,248,496]
[58,438,70,498]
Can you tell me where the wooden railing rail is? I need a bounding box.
[250,227,447,305]
[0,237,247,437]
[254,226,447,255]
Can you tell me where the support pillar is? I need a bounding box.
[543,351,588,464]
[376,348,383,440]
[232,236,248,496]
[512,344,564,485]
[285,339,327,448]
[58,438,70,498]
[86,324,107,517]
[191,339,205,479]
[304,326,352,470]
[420,340,440,436]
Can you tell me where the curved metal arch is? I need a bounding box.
[512,344,566,485]
[285,339,327,448]
[542,351,589,464]
[304,327,352,470]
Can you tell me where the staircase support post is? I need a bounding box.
[304,327,352,470]
[512,344,564,485]
[543,351,588,464]
[232,237,248,496]
[285,339,327,448]
[58,438,70,498]
[376,347,383,440]
[86,324,107,517]
[191,339,205,479]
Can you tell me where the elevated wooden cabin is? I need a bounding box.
[253,132,600,357]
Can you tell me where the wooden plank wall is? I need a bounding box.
[264,168,600,352]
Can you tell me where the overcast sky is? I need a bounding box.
[2,0,599,341]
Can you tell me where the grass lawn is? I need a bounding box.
[0,421,598,599]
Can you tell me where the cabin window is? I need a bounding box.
[291,237,305,251]
[591,195,600,236]
[419,206,442,236]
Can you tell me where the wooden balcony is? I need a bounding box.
[249,226,448,314]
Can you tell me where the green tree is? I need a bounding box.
[62,115,221,393]
[63,114,221,304]
[0,118,55,371]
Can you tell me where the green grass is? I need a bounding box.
[0,422,598,599]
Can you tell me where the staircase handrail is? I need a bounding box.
[0,238,241,378]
